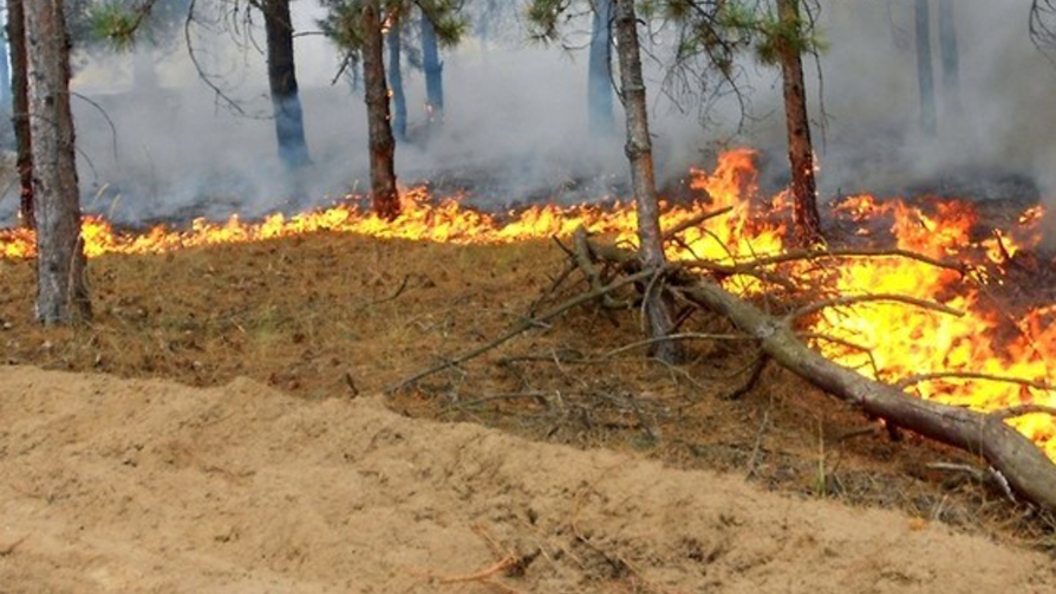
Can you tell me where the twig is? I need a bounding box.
[387,269,659,393]
[927,462,987,482]
[678,259,798,291]
[355,275,410,310]
[435,554,517,585]
[527,261,577,316]
[661,206,733,240]
[573,227,629,309]
[799,332,882,381]
[603,332,751,359]
[745,405,772,478]
[724,247,968,275]
[724,356,769,400]
[895,372,1056,393]
[836,426,881,442]
[992,404,1056,420]
[790,294,965,321]
[448,392,549,410]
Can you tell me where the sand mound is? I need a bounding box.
[1,367,1052,593]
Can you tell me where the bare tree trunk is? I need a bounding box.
[263,0,311,169]
[361,0,399,220]
[775,0,822,246]
[26,0,90,324]
[680,279,1056,512]
[937,0,959,114]
[915,0,937,135]
[8,0,33,229]
[588,0,614,138]
[612,0,681,364]
[421,11,444,126]
[387,10,407,142]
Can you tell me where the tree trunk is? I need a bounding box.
[775,0,822,246]
[263,0,311,169]
[915,0,937,135]
[387,11,407,142]
[937,0,959,113]
[588,0,615,138]
[611,0,681,364]
[361,0,399,220]
[8,0,33,229]
[421,11,444,126]
[25,0,90,325]
[680,279,1056,512]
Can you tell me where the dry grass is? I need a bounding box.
[2,231,1054,551]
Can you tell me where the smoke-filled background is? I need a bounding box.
[0,0,1054,227]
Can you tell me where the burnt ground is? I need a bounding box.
[2,228,1055,555]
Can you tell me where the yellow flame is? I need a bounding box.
[1,150,1053,458]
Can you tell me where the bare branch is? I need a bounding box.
[791,294,965,321]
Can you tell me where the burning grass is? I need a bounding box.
[3,149,1053,456]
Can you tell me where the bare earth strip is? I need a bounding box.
[1,366,1053,593]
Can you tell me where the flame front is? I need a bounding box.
[1,150,1053,457]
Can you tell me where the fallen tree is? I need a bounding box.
[394,219,1056,512]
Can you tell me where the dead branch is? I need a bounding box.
[714,247,968,275]
[586,233,798,291]
[676,278,1056,511]
[723,356,769,400]
[895,372,1056,393]
[354,275,410,310]
[798,332,882,381]
[573,227,630,309]
[993,404,1056,420]
[661,206,733,241]
[527,259,577,316]
[602,332,751,359]
[435,554,518,585]
[791,294,965,321]
[388,269,660,393]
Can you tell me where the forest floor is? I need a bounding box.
[1,232,1055,592]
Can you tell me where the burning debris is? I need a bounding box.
[7,151,1052,480]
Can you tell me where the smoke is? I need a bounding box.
[726,0,1056,207]
[2,0,1055,228]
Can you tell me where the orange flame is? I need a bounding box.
[1,150,1053,457]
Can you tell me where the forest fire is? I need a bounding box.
[1,150,1054,458]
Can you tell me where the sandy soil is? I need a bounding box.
[1,367,1053,593]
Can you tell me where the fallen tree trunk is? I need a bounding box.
[678,278,1056,512]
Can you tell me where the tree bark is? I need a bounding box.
[361,0,399,220]
[263,0,311,169]
[387,10,407,142]
[26,0,90,324]
[8,0,34,229]
[937,0,959,113]
[420,11,444,126]
[680,279,1056,512]
[915,0,937,135]
[612,0,681,364]
[775,0,822,246]
[588,0,614,138]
